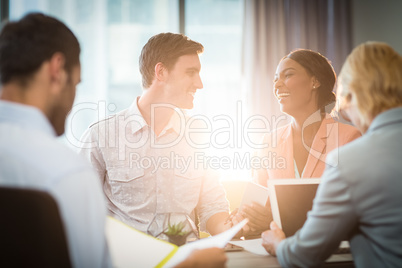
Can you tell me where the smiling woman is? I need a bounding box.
[273,57,321,117]
[255,49,361,184]
[236,49,362,238]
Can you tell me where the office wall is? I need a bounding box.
[352,0,402,54]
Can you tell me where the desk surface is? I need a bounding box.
[226,250,354,268]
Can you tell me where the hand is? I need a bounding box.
[228,209,245,238]
[240,201,272,236]
[175,247,227,268]
[224,208,239,227]
[261,221,286,256]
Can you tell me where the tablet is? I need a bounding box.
[268,178,321,237]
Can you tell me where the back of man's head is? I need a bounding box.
[139,32,204,89]
[0,13,80,87]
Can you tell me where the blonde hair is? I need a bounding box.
[338,42,402,131]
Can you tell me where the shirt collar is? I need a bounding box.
[281,110,334,143]
[163,108,187,135]
[0,100,56,137]
[127,97,186,135]
[127,97,149,134]
[367,107,402,133]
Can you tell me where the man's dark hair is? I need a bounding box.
[139,32,204,88]
[0,13,80,86]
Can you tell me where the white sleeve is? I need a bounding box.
[196,167,230,232]
[51,168,112,268]
[77,127,107,185]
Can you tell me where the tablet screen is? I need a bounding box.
[268,179,320,237]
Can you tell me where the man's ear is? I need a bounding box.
[154,62,167,82]
[48,52,67,93]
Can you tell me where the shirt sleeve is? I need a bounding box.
[76,126,107,184]
[276,151,358,268]
[196,167,230,232]
[51,168,112,268]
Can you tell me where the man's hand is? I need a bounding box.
[261,221,286,256]
[224,208,239,227]
[174,247,227,268]
[207,211,231,235]
[228,208,245,238]
[241,201,272,234]
[226,201,272,238]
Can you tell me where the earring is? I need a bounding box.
[313,85,316,89]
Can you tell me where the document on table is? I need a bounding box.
[105,216,248,268]
[230,238,270,256]
[105,216,177,268]
[163,218,248,267]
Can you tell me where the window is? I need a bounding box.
[184,0,246,180]
[10,0,246,180]
[11,0,179,142]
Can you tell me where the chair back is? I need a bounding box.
[0,187,72,268]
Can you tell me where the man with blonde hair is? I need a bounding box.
[261,41,402,267]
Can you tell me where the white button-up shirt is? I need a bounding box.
[78,98,229,233]
[0,101,111,268]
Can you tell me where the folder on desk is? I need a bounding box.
[105,216,248,267]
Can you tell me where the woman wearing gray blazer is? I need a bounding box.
[262,41,402,268]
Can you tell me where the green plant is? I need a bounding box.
[164,221,190,237]
[163,221,191,246]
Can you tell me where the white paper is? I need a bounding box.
[239,182,269,212]
[229,238,269,256]
[105,217,177,268]
[163,219,249,267]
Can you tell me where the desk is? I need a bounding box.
[226,250,354,268]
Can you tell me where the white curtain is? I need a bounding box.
[242,0,352,125]
[242,0,286,123]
